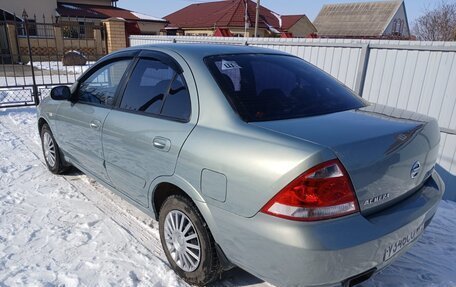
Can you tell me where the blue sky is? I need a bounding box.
[120,0,442,24]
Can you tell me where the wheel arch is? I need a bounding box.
[38,117,48,133]
[38,116,70,169]
[151,176,234,271]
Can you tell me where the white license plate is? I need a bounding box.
[383,223,424,262]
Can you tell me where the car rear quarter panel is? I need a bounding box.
[175,124,336,218]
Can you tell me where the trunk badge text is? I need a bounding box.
[410,161,421,179]
[363,193,390,206]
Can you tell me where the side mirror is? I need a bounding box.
[50,86,71,101]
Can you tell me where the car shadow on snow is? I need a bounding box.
[65,166,84,176]
[212,268,265,287]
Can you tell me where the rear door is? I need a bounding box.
[55,58,132,183]
[102,51,197,207]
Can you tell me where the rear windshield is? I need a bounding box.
[205,54,366,122]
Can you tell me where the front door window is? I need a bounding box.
[78,60,131,106]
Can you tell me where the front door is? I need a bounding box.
[55,59,132,183]
[102,56,196,207]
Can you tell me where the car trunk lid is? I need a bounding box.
[251,104,441,214]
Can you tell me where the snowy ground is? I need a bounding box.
[0,61,92,107]
[31,61,94,75]
[0,107,455,287]
[1,74,79,87]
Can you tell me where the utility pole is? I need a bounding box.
[254,0,260,37]
[244,0,248,37]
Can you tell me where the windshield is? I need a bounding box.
[205,54,366,122]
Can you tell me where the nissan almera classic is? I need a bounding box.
[37,44,444,287]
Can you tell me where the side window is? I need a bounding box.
[78,60,131,106]
[120,59,174,115]
[161,74,191,121]
[120,58,191,121]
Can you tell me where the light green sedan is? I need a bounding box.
[38,44,444,287]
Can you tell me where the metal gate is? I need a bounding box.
[0,10,107,108]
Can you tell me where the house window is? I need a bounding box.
[392,19,404,36]
[61,21,94,39]
[17,20,37,37]
[79,22,86,38]
[62,23,79,39]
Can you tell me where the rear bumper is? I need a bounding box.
[208,172,444,287]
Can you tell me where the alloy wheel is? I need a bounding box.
[164,210,201,272]
[43,132,56,167]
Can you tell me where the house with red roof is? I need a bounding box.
[164,0,316,38]
[56,1,167,37]
[0,0,167,62]
[2,0,167,38]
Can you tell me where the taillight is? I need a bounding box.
[261,159,359,221]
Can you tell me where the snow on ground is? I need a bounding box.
[0,109,184,286]
[1,74,79,87]
[31,61,94,75]
[0,107,455,287]
[0,64,83,106]
[1,61,93,87]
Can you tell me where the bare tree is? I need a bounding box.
[413,1,456,41]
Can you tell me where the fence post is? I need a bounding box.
[94,27,103,56]
[102,17,126,53]
[22,10,40,105]
[354,43,370,97]
[54,24,64,57]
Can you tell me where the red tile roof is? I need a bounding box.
[214,27,234,37]
[164,0,283,32]
[56,3,166,22]
[280,32,294,38]
[281,15,304,31]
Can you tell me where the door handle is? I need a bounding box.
[89,120,101,129]
[153,137,171,152]
[153,141,166,149]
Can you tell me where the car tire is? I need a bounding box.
[40,123,68,174]
[159,195,221,286]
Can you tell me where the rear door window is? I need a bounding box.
[205,54,366,122]
[120,59,174,115]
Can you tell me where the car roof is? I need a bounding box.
[126,43,288,60]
